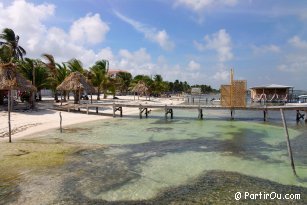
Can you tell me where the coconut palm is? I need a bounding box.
[0,28,26,60]
[45,62,70,101]
[42,54,58,99]
[0,44,13,64]
[67,58,84,73]
[116,72,132,95]
[90,60,108,100]
[17,58,49,101]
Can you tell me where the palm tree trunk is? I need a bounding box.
[103,90,107,99]
[97,88,100,100]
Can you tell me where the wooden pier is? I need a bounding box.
[58,102,307,121]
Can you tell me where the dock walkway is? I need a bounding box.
[57,102,307,121]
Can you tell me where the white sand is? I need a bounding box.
[0,95,184,141]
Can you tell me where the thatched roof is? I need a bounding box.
[0,62,36,91]
[57,71,94,92]
[132,81,148,95]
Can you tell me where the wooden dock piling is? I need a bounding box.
[198,108,203,119]
[263,109,268,121]
[139,105,149,119]
[165,105,173,119]
[280,109,297,176]
[230,109,235,120]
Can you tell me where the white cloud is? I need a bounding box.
[0,0,111,68]
[213,70,229,81]
[0,0,55,51]
[277,54,307,73]
[114,11,175,51]
[195,29,233,62]
[174,0,238,12]
[288,36,307,49]
[211,63,230,82]
[69,13,109,45]
[252,44,280,54]
[277,36,307,74]
[188,60,201,71]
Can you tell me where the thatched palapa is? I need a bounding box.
[57,71,94,92]
[0,62,36,91]
[132,81,148,95]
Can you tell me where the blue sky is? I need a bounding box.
[0,0,307,89]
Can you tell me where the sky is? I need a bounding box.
[0,0,307,89]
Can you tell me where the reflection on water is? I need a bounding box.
[1,110,307,204]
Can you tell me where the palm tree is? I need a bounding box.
[0,28,26,60]
[153,74,163,96]
[90,60,109,99]
[0,44,13,63]
[90,66,104,100]
[42,54,59,100]
[116,72,132,95]
[17,58,49,101]
[54,63,70,101]
[67,58,84,73]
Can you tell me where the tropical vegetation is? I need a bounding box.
[0,27,217,105]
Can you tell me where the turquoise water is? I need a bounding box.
[3,109,307,204]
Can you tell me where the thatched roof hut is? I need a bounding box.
[57,71,94,92]
[0,62,36,91]
[132,81,148,95]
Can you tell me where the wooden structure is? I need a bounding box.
[250,84,293,103]
[0,62,36,143]
[58,102,307,121]
[221,69,247,108]
[57,71,94,104]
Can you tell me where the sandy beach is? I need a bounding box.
[0,95,183,141]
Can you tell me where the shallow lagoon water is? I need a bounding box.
[1,109,307,204]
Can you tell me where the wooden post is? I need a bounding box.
[263,110,267,121]
[59,112,63,133]
[145,108,148,118]
[280,109,297,176]
[139,104,142,119]
[198,108,203,119]
[165,105,167,119]
[8,90,12,143]
[96,107,98,114]
[113,103,115,117]
[120,107,123,117]
[230,109,235,120]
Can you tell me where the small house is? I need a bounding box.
[250,84,293,102]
